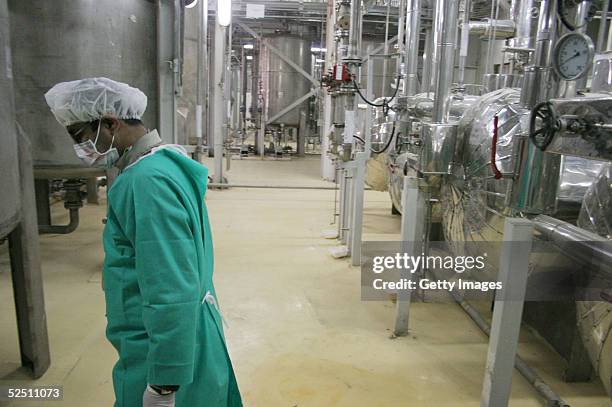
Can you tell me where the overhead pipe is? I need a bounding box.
[431,0,459,122]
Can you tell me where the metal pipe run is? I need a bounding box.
[404,0,422,96]
[533,215,612,276]
[431,0,459,122]
[446,290,570,407]
[38,209,79,235]
[207,182,368,191]
[430,262,570,407]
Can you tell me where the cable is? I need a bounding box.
[352,75,402,117]
[352,121,396,154]
[557,0,590,31]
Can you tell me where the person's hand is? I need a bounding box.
[142,385,176,407]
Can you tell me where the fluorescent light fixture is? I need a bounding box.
[311,47,327,53]
[315,58,325,63]
[246,55,253,60]
[243,44,254,49]
[218,0,231,26]
[185,0,198,8]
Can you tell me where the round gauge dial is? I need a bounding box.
[553,33,595,80]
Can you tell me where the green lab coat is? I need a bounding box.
[103,147,242,407]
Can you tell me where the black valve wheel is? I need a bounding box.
[529,101,560,151]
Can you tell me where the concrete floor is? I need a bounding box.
[0,155,610,406]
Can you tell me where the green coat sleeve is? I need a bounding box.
[131,173,201,385]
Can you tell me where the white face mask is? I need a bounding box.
[73,121,120,168]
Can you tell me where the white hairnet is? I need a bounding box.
[44,77,147,127]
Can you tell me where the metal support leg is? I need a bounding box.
[481,218,534,407]
[350,152,367,266]
[8,134,50,378]
[394,177,427,336]
[258,126,265,157]
[86,177,99,204]
[341,167,354,246]
[34,179,51,227]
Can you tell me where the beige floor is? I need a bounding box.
[0,155,610,406]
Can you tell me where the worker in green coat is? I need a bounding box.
[45,78,242,407]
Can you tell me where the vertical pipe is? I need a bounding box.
[241,48,248,136]
[510,0,535,50]
[512,0,561,214]
[431,0,459,123]
[404,0,422,96]
[397,0,408,83]
[347,0,363,60]
[195,0,207,157]
[382,0,392,96]
[421,28,434,93]
[457,0,471,86]
[213,19,226,183]
[597,0,610,52]
[321,0,337,180]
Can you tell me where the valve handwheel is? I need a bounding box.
[529,101,560,151]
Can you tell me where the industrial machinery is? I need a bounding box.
[7,0,182,233]
[0,0,49,379]
[326,0,612,403]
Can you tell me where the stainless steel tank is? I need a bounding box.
[259,35,311,126]
[0,0,21,238]
[8,0,159,168]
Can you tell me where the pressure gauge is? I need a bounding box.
[552,33,595,80]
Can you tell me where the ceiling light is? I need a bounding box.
[218,0,231,26]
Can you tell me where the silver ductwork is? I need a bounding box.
[404,0,422,96]
[431,0,459,123]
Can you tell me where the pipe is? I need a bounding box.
[510,0,535,50]
[382,0,392,96]
[213,18,226,183]
[396,0,407,80]
[458,0,471,86]
[431,0,459,122]
[442,287,570,407]
[421,28,434,93]
[533,0,557,69]
[597,0,610,52]
[195,0,208,159]
[207,183,370,190]
[404,0,422,96]
[533,215,612,276]
[38,179,83,235]
[468,19,516,38]
[38,209,79,235]
[347,0,362,60]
